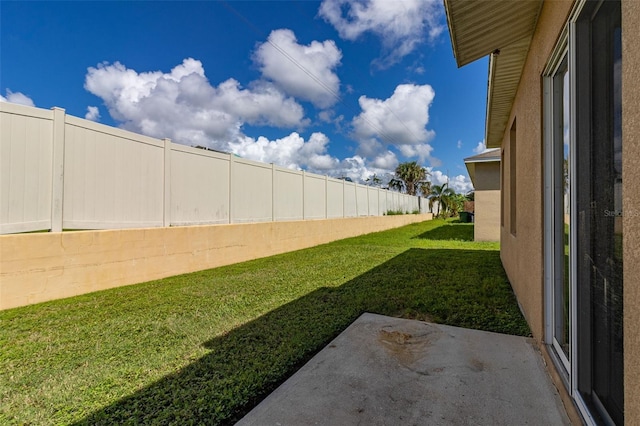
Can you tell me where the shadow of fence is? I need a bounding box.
[73,248,526,425]
[414,222,474,241]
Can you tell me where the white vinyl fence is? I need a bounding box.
[0,103,425,234]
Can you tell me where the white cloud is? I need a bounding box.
[353,84,435,144]
[0,89,35,107]
[319,0,444,68]
[82,57,406,182]
[352,84,436,164]
[317,109,345,133]
[457,140,463,149]
[397,143,438,165]
[254,29,342,109]
[80,55,442,186]
[228,132,339,173]
[84,58,307,149]
[85,106,101,121]
[473,140,487,154]
[448,174,474,194]
[356,138,384,158]
[336,155,373,182]
[371,150,398,169]
[429,169,473,194]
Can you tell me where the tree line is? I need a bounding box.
[369,161,473,218]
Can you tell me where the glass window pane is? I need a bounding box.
[553,61,570,361]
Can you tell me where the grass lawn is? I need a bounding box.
[0,219,529,425]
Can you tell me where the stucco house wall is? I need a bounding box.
[494,1,576,419]
[622,0,640,421]
[499,0,572,346]
[496,0,639,422]
[472,162,500,241]
[447,0,638,421]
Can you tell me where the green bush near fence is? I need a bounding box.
[384,208,421,215]
[0,219,528,425]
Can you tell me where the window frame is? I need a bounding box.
[543,24,572,382]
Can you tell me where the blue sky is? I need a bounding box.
[1,0,489,193]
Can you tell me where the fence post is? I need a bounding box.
[325,175,328,219]
[302,170,306,220]
[353,183,357,217]
[271,163,275,222]
[163,139,171,227]
[229,153,234,224]
[342,178,345,218]
[366,184,370,216]
[50,107,65,232]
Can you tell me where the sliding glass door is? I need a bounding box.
[546,1,623,423]
[575,1,623,424]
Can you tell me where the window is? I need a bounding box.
[509,120,517,235]
[501,149,505,227]
[544,49,571,374]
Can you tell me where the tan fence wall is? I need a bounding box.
[0,103,424,234]
[0,214,432,310]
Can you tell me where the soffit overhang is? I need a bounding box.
[444,0,543,148]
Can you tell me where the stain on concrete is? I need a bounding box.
[377,323,438,367]
[469,358,485,372]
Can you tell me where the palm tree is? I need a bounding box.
[447,193,467,217]
[366,174,382,187]
[394,162,429,196]
[388,178,404,192]
[418,181,432,198]
[429,183,456,217]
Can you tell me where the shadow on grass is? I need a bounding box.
[73,248,528,426]
[414,222,474,241]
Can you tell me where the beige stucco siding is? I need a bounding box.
[498,0,639,422]
[497,0,579,422]
[475,162,500,190]
[500,0,572,342]
[474,162,500,241]
[623,0,640,421]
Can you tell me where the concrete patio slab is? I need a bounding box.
[237,312,570,426]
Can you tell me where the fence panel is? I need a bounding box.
[0,103,54,233]
[304,173,326,219]
[63,116,164,229]
[355,184,369,216]
[401,193,409,212]
[326,178,344,218]
[393,192,401,211]
[367,187,379,216]
[343,181,357,217]
[409,195,419,212]
[379,190,388,215]
[231,157,272,223]
[274,167,303,221]
[171,145,230,225]
[401,194,411,213]
[1,105,427,234]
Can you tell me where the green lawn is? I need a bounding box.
[0,219,529,425]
